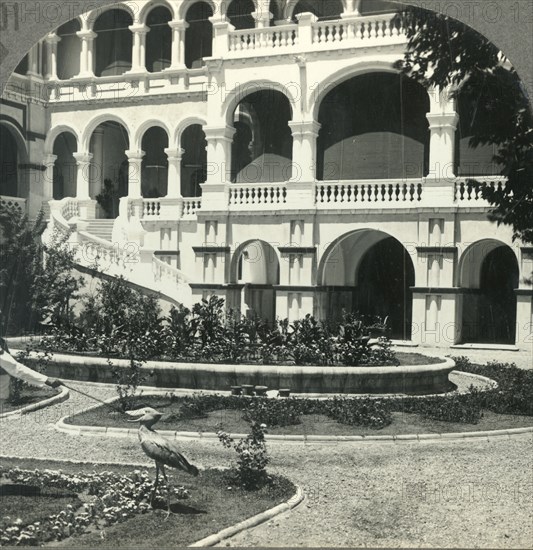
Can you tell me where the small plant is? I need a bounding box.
[217,422,270,489]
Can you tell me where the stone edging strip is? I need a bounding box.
[0,386,69,420]
[190,486,304,547]
[55,393,533,443]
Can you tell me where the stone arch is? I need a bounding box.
[82,114,131,151]
[138,0,177,25]
[175,116,208,146]
[178,0,217,20]
[458,239,520,344]
[0,121,29,198]
[230,239,281,284]
[45,125,80,155]
[134,120,171,150]
[85,2,137,29]
[318,228,416,338]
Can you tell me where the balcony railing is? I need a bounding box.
[0,195,27,214]
[228,182,288,209]
[312,14,402,44]
[454,176,507,205]
[315,180,423,207]
[228,24,299,52]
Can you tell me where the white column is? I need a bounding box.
[251,10,272,28]
[76,30,96,78]
[27,44,40,77]
[342,0,361,17]
[168,21,188,69]
[44,33,61,80]
[42,154,57,200]
[288,121,321,182]
[73,152,93,199]
[126,150,145,198]
[164,148,184,197]
[295,12,317,47]
[128,24,149,73]
[90,127,105,197]
[426,87,459,181]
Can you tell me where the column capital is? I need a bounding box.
[73,152,93,165]
[164,147,185,159]
[204,125,236,142]
[43,153,58,165]
[426,112,460,131]
[288,120,321,138]
[129,23,150,34]
[168,20,189,31]
[45,32,61,44]
[125,149,146,161]
[76,30,97,40]
[251,10,273,26]
[295,12,318,24]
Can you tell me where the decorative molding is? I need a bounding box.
[278,247,316,254]
[192,246,231,254]
[416,246,457,254]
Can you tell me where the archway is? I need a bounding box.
[141,127,169,197]
[146,6,172,72]
[317,72,430,180]
[185,2,213,69]
[359,0,402,15]
[291,0,343,21]
[320,230,415,339]
[455,88,503,177]
[227,0,256,29]
[94,9,133,77]
[88,121,130,218]
[0,125,23,197]
[459,241,519,344]
[57,19,81,79]
[180,125,207,197]
[52,132,77,199]
[231,89,293,182]
[232,240,280,323]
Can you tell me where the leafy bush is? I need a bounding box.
[325,397,393,429]
[244,398,301,428]
[453,356,533,416]
[217,422,270,489]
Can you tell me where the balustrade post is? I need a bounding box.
[125,150,145,198]
[209,16,233,57]
[164,147,184,198]
[295,12,317,46]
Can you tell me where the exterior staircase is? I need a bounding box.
[84,219,114,241]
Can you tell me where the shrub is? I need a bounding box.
[244,398,301,428]
[217,422,270,489]
[325,397,393,429]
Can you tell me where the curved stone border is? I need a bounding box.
[0,386,69,420]
[0,452,303,549]
[190,486,304,547]
[55,383,532,443]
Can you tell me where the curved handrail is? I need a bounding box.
[152,255,192,285]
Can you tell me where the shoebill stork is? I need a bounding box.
[127,407,199,515]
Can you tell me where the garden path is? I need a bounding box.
[1,382,532,548]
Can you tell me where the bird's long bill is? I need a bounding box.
[125,408,147,422]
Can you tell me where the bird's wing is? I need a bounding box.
[141,431,199,476]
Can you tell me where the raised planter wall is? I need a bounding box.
[21,352,456,395]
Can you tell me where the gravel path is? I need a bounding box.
[1,383,532,548]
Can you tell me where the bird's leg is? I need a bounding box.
[160,464,172,519]
[151,463,160,507]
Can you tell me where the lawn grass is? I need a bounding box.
[0,484,81,530]
[0,386,58,414]
[0,459,295,548]
[65,394,533,436]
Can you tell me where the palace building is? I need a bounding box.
[0,0,532,350]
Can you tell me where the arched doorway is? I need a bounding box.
[94,9,133,77]
[460,241,519,344]
[180,125,207,197]
[146,7,172,72]
[185,2,213,69]
[141,127,169,198]
[52,132,77,199]
[231,89,293,182]
[227,0,256,29]
[88,121,129,218]
[57,19,81,79]
[317,72,430,180]
[0,125,23,197]
[233,240,280,323]
[291,0,343,21]
[320,230,415,339]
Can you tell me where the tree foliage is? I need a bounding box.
[0,204,83,335]
[393,6,533,244]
